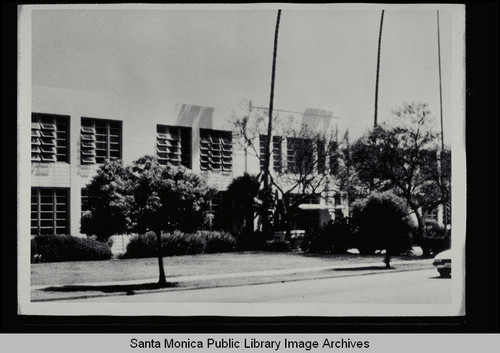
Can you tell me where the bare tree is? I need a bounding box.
[232,110,340,238]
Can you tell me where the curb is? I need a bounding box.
[32,259,433,291]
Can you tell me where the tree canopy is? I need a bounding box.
[348,102,450,237]
[81,155,215,286]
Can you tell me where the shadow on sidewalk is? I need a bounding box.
[41,282,179,294]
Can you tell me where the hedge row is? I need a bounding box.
[31,234,113,263]
[122,230,237,258]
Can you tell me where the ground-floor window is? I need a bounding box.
[207,191,232,231]
[293,209,320,231]
[31,187,69,236]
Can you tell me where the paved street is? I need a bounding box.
[70,268,450,304]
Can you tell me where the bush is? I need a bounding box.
[264,239,291,252]
[302,219,355,254]
[351,192,413,256]
[235,230,270,251]
[31,234,113,263]
[122,230,236,258]
[419,222,450,257]
[197,230,237,254]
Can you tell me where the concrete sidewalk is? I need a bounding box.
[31,259,434,301]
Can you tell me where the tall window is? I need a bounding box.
[334,193,342,206]
[80,117,122,164]
[317,140,326,174]
[31,188,69,236]
[156,125,191,168]
[207,191,230,231]
[200,129,232,171]
[31,113,69,163]
[81,188,89,215]
[287,137,313,174]
[260,135,282,172]
[329,141,339,175]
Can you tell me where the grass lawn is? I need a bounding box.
[31,251,427,286]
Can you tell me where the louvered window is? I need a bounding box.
[156,125,191,168]
[259,135,266,171]
[260,135,282,172]
[31,188,69,236]
[81,188,89,214]
[287,137,313,174]
[317,140,326,174]
[200,129,232,171]
[81,118,122,164]
[31,113,69,163]
[329,141,339,175]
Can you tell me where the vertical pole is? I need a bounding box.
[374,10,385,127]
[262,9,281,236]
[437,10,445,153]
[437,10,449,236]
[345,130,350,218]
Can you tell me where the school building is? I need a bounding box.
[30,85,348,243]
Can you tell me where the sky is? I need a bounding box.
[31,6,460,143]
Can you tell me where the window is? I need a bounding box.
[200,129,232,171]
[31,113,69,163]
[287,137,313,174]
[285,193,320,205]
[317,140,326,174]
[31,188,69,236]
[156,125,191,168]
[334,193,342,206]
[260,135,282,172]
[425,208,439,222]
[207,191,231,231]
[259,135,266,171]
[329,141,339,175]
[81,188,89,214]
[80,117,122,164]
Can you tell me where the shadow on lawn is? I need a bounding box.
[42,282,179,294]
[333,266,394,271]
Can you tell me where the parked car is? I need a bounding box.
[433,249,451,277]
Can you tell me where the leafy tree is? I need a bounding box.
[226,173,261,243]
[350,102,450,241]
[82,155,214,286]
[80,160,134,241]
[351,192,413,267]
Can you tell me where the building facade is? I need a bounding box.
[30,85,347,239]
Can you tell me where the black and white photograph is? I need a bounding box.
[17,3,465,317]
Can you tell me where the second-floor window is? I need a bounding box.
[80,117,122,164]
[286,137,314,174]
[260,135,282,172]
[31,113,69,163]
[156,125,192,168]
[200,129,232,171]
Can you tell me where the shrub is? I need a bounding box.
[235,230,270,251]
[302,219,355,254]
[419,222,450,257]
[122,230,236,258]
[120,233,158,259]
[351,192,413,256]
[31,234,113,263]
[197,230,237,254]
[264,239,290,252]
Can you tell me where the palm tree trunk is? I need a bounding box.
[262,9,282,237]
